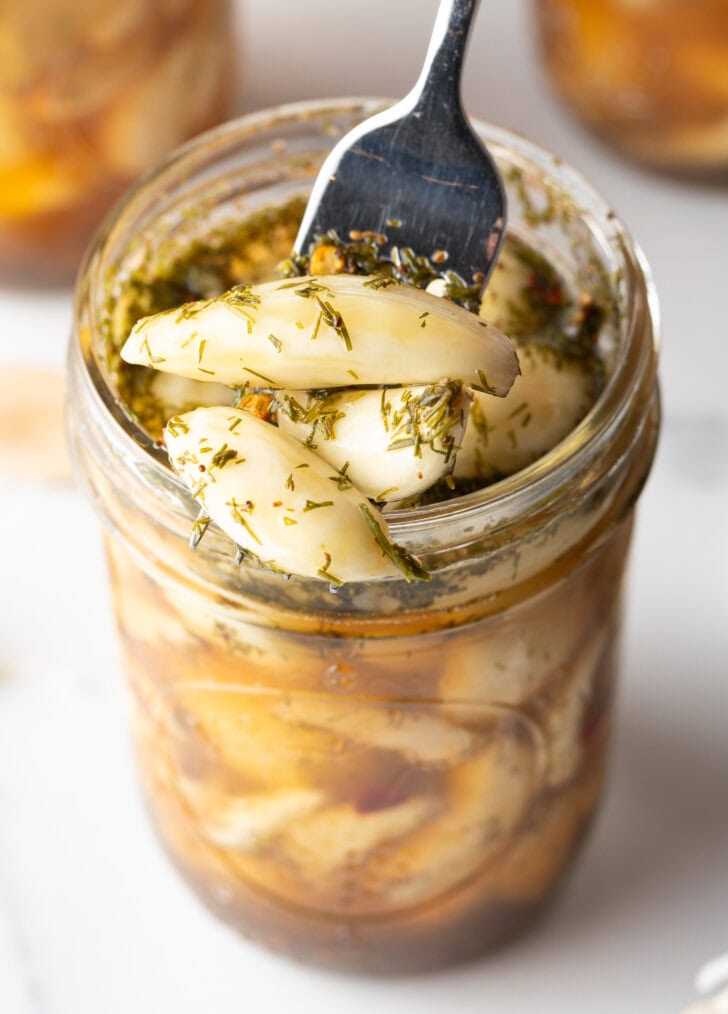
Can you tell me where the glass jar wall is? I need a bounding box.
[67,101,660,972]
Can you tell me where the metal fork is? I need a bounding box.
[295,0,506,287]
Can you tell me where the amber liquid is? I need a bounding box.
[106,511,632,972]
[0,0,233,284]
[537,0,728,174]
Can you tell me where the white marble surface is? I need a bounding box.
[1,2,727,1012]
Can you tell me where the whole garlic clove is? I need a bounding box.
[276,382,472,503]
[164,405,430,583]
[454,342,595,482]
[122,275,519,395]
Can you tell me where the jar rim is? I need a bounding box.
[74,96,660,546]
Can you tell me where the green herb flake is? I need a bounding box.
[358,504,430,582]
[166,416,190,437]
[317,552,343,587]
[189,511,210,549]
[220,283,261,309]
[227,497,262,545]
[211,444,239,469]
[267,333,282,352]
[475,370,497,395]
[303,499,334,512]
[242,366,276,385]
[328,461,353,491]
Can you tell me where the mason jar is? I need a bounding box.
[0,0,235,284]
[535,0,728,177]
[67,99,660,973]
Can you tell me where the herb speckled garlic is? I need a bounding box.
[454,343,595,481]
[164,406,429,583]
[276,383,472,503]
[121,274,518,394]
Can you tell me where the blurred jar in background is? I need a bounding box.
[0,0,235,285]
[536,0,728,176]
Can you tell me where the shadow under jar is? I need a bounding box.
[67,99,660,973]
[0,0,234,285]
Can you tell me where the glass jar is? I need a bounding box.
[535,0,728,176]
[0,0,235,285]
[67,99,660,973]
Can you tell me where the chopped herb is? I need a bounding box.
[282,516,298,526]
[211,444,239,469]
[328,461,353,491]
[317,552,343,586]
[189,510,210,550]
[220,283,261,308]
[475,370,497,395]
[227,497,262,544]
[267,333,282,352]
[228,416,243,432]
[358,504,430,582]
[180,330,198,349]
[303,499,334,512]
[166,416,190,437]
[363,273,400,290]
[241,366,276,385]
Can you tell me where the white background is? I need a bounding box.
[1,2,727,1012]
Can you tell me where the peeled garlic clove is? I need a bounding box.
[479,241,535,337]
[164,406,429,583]
[273,696,475,766]
[150,371,234,414]
[279,797,437,879]
[368,735,539,907]
[175,686,343,789]
[122,275,519,395]
[541,625,611,788]
[276,383,471,503]
[178,780,325,853]
[454,342,596,482]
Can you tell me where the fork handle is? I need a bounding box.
[412,0,482,115]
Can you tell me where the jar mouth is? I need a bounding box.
[76,97,659,543]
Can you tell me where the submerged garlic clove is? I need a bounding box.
[276,383,472,503]
[273,696,476,766]
[279,797,437,879]
[454,342,596,482]
[121,275,519,395]
[164,406,430,583]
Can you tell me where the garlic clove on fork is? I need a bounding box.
[164,405,430,584]
[121,274,519,395]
